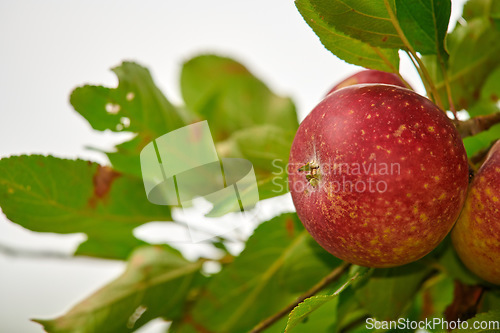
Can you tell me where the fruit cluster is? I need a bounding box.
[289,70,499,284]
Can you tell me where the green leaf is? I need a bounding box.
[424,18,500,110]
[217,125,294,199]
[170,213,342,333]
[353,261,433,320]
[464,123,500,157]
[463,0,489,21]
[435,237,483,285]
[468,66,500,117]
[71,61,184,135]
[411,274,454,322]
[460,67,500,156]
[0,155,171,259]
[452,311,500,332]
[285,267,366,332]
[304,0,403,49]
[481,290,500,312]
[396,0,451,56]
[180,55,299,142]
[295,0,400,71]
[477,65,500,103]
[106,135,145,178]
[283,297,339,333]
[306,0,451,57]
[335,287,370,333]
[70,61,187,177]
[33,245,203,333]
[424,275,454,316]
[463,0,500,27]
[493,1,500,30]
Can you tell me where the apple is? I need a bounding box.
[452,140,500,284]
[327,69,409,95]
[288,84,469,268]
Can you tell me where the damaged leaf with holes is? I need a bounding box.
[70,62,187,177]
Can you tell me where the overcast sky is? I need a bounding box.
[0,1,466,332]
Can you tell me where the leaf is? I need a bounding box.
[0,155,172,259]
[464,123,500,157]
[71,61,184,135]
[460,68,500,155]
[463,0,489,21]
[70,61,187,177]
[451,311,500,332]
[283,298,339,333]
[217,125,294,199]
[424,17,500,110]
[493,1,500,30]
[180,55,299,142]
[468,66,500,117]
[463,0,500,26]
[353,261,433,320]
[418,275,454,320]
[481,290,500,312]
[436,237,484,285]
[285,267,366,332]
[307,0,451,57]
[106,135,145,178]
[335,287,369,332]
[304,0,404,48]
[170,213,342,333]
[295,0,400,71]
[395,0,451,56]
[33,245,203,333]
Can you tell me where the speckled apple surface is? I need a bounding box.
[288,84,469,267]
[452,141,500,284]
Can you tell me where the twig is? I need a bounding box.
[438,53,457,119]
[456,112,500,138]
[248,262,351,333]
[406,51,433,99]
[0,242,72,260]
[0,241,234,265]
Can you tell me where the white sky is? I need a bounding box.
[0,1,466,332]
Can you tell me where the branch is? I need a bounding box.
[457,113,500,138]
[438,54,457,118]
[248,262,351,333]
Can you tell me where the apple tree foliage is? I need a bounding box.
[1,0,500,332]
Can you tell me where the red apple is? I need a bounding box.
[327,69,409,95]
[288,84,469,268]
[452,140,500,284]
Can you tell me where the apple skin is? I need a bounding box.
[288,84,469,268]
[327,69,409,95]
[452,141,500,284]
